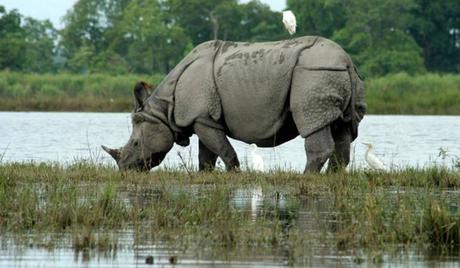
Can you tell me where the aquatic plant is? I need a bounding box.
[1,162,460,265]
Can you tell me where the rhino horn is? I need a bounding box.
[101,145,120,161]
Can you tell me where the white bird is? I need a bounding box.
[362,143,387,170]
[282,10,297,35]
[249,143,264,172]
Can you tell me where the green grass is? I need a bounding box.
[1,71,460,114]
[1,162,460,264]
[0,72,163,112]
[366,72,460,114]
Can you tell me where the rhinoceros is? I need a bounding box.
[102,36,366,172]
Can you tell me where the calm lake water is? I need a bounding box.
[1,112,459,170]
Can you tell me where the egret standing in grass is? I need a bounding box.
[249,143,264,172]
[362,143,387,170]
[282,10,296,35]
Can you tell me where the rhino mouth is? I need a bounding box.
[123,152,167,172]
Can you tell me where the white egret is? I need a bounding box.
[249,143,264,172]
[362,143,387,170]
[282,10,297,35]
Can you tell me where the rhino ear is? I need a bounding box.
[101,145,120,161]
[134,81,153,112]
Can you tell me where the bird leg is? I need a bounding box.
[194,122,240,171]
[304,126,334,173]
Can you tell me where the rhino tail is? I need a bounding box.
[347,65,359,140]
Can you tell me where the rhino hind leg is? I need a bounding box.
[304,126,335,173]
[198,140,218,171]
[327,120,352,172]
[290,69,351,172]
[194,123,240,171]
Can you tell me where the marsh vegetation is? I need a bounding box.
[2,163,460,265]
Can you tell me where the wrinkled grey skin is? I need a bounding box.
[102,36,366,172]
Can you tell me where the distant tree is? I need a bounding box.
[3,0,458,76]
[287,0,346,38]
[409,0,460,72]
[167,0,285,43]
[91,50,130,74]
[60,0,108,58]
[113,0,190,73]
[61,0,135,74]
[22,18,57,72]
[0,6,56,72]
[100,0,132,52]
[332,0,425,77]
[166,0,240,44]
[0,6,26,71]
[238,0,285,41]
[66,45,95,73]
[0,6,23,35]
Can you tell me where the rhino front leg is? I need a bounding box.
[198,140,218,171]
[304,126,335,173]
[194,123,240,171]
[327,122,351,172]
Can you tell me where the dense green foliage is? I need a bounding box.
[0,0,458,77]
[288,0,459,77]
[0,71,459,114]
[0,6,56,73]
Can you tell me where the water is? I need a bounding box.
[2,186,460,267]
[1,112,460,170]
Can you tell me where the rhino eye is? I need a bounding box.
[133,141,139,147]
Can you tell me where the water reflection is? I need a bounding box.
[2,186,460,267]
[0,187,315,267]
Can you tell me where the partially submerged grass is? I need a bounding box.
[1,162,460,264]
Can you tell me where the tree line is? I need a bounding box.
[0,0,458,77]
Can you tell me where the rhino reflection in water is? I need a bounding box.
[102,36,366,172]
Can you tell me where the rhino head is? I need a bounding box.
[102,81,174,171]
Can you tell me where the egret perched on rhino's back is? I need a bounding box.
[282,10,297,35]
[362,143,387,170]
[249,143,264,172]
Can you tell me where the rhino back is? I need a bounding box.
[296,37,352,69]
[214,37,317,142]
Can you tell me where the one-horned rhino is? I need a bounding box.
[102,36,366,172]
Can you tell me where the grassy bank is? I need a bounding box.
[0,72,459,114]
[0,72,163,112]
[1,162,460,264]
[366,73,460,114]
